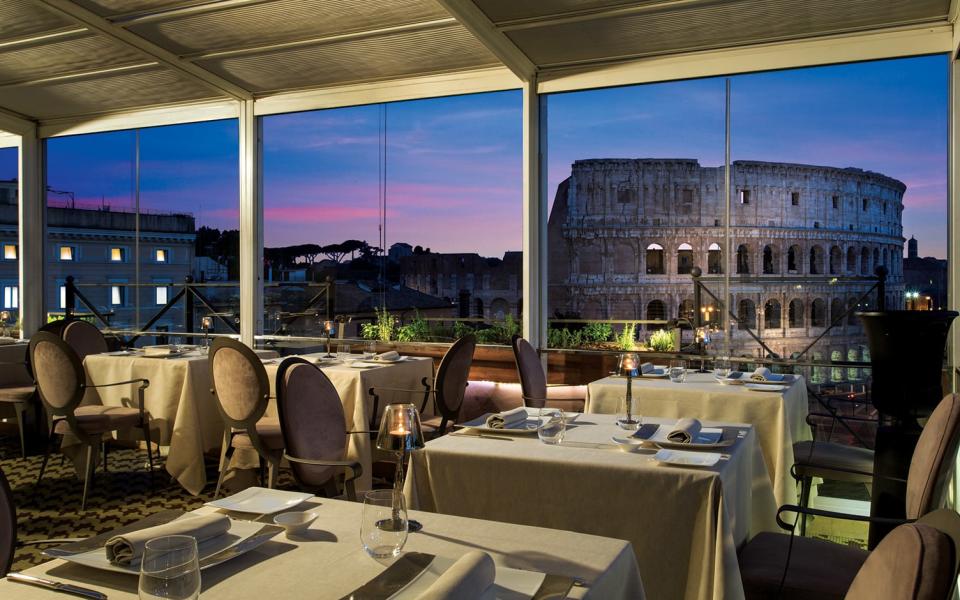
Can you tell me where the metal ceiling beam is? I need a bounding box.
[0,105,36,136]
[35,0,252,100]
[0,27,88,51]
[435,0,536,80]
[110,0,274,27]
[184,17,459,60]
[0,62,158,90]
[498,0,716,32]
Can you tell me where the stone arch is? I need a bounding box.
[787,245,801,273]
[580,240,602,274]
[490,298,509,319]
[764,299,781,329]
[475,298,484,318]
[847,346,861,381]
[645,243,664,275]
[788,298,804,328]
[646,299,666,330]
[872,247,880,270]
[707,242,722,274]
[830,298,844,326]
[860,247,870,275]
[881,247,888,267]
[847,298,858,325]
[678,299,694,321]
[736,244,750,274]
[829,246,842,275]
[846,247,857,273]
[612,241,636,274]
[831,349,844,382]
[762,245,779,274]
[811,298,826,327]
[677,242,693,275]
[812,351,826,384]
[809,245,825,275]
[737,299,756,330]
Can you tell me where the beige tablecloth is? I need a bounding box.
[0,341,30,386]
[406,414,777,600]
[587,372,811,506]
[0,498,644,600]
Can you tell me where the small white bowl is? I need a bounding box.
[273,510,319,537]
[611,436,645,452]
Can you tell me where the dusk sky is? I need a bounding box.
[0,54,948,259]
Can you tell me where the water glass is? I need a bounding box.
[669,360,687,383]
[138,535,200,600]
[363,341,376,360]
[360,489,408,559]
[714,357,731,379]
[538,408,566,445]
[337,344,351,363]
[168,337,181,353]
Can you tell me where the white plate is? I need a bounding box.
[205,487,312,514]
[363,356,407,364]
[745,383,787,392]
[101,350,139,356]
[458,411,580,435]
[349,362,378,368]
[611,436,646,452]
[653,448,721,468]
[642,425,731,449]
[389,554,546,600]
[45,514,281,574]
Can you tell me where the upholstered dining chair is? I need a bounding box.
[209,337,283,497]
[511,335,586,410]
[0,466,14,577]
[61,320,109,361]
[739,393,960,599]
[29,332,153,511]
[368,334,476,438]
[0,355,35,459]
[276,357,362,501]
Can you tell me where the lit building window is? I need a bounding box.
[156,286,168,305]
[110,247,125,262]
[59,286,66,309]
[739,190,751,205]
[2,286,17,309]
[111,285,124,306]
[2,244,15,260]
[156,249,169,263]
[59,246,74,261]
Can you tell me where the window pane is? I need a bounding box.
[0,147,16,332]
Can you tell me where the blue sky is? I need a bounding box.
[0,53,949,258]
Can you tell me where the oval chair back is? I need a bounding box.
[511,335,546,409]
[208,338,270,448]
[433,334,476,429]
[62,320,108,361]
[906,394,960,520]
[28,332,85,424]
[0,467,14,577]
[276,358,348,490]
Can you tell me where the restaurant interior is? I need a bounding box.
[1,1,960,599]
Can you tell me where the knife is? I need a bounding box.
[341,552,435,600]
[7,573,107,599]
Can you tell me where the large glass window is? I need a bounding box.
[0,147,17,331]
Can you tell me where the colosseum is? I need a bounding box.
[547,158,906,377]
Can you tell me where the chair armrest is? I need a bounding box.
[283,454,363,481]
[368,386,435,395]
[776,503,912,532]
[347,430,376,435]
[806,412,876,425]
[84,378,149,390]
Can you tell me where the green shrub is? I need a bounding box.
[617,323,637,350]
[360,307,396,342]
[648,328,674,352]
[396,311,431,342]
[582,322,612,343]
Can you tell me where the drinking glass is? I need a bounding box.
[714,357,731,379]
[138,535,200,600]
[537,408,566,445]
[363,341,376,360]
[337,344,351,363]
[168,337,181,353]
[360,489,408,559]
[669,360,687,383]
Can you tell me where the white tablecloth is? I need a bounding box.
[0,341,30,386]
[587,372,810,506]
[405,414,777,600]
[0,498,644,600]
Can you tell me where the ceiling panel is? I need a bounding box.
[475,0,655,24]
[0,67,217,119]
[0,0,78,41]
[503,0,951,67]
[72,0,204,18]
[196,24,499,92]
[0,34,148,85]
[127,0,452,56]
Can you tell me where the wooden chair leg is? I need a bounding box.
[267,462,276,489]
[36,433,56,485]
[80,445,95,511]
[15,403,27,459]
[214,445,234,499]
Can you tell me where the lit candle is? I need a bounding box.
[390,424,408,436]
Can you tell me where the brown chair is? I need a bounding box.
[276,357,362,500]
[844,510,959,600]
[511,335,586,410]
[0,466,14,577]
[739,394,960,600]
[61,320,109,360]
[0,356,35,459]
[209,337,283,497]
[368,335,476,437]
[29,332,153,511]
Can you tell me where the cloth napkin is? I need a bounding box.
[375,351,401,362]
[750,367,783,382]
[640,362,655,374]
[484,407,528,429]
[418,551,496,600]
[666,418,703,444]
[143,345,172,357]
[105,514,231,566]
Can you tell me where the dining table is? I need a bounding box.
[0,340,29,386]
[405,413,778,600]
[0,497,645,599]
[586,371,810,506]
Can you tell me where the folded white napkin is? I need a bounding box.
[105,514,230,566]
[640,362,655,374]
[417,551,496,600]
[666,418,703,444]
[0,337,15,346]
[143,345,172,357]
[750,367,783,382]
[375,351,400,362]
[484,407,528,429]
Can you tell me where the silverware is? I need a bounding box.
[340,552,434,599]
[6,573,107,599]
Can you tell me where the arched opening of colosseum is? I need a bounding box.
[872,248,880,270]
[613,241,635,274]
[737,299,756,330]
[579,241,603,275]
[736,244,750,274]
[678,299,694,321]
[764,300,781,329]
[811,298,826,327]
[847,298,858,325]
[860,247,870,275]
[881,248,888,267]
[809,246,825,275]
[645,244,664,274]
[787,245,800,273]
[646,300,666,330]
[829,246,842,275]
[830,298,844,325]
[788,299,804,328]
[846,247,857,273]
[762,245,779,274]
[677,243,693,274]
[490,298,509,320]
[475,298,484,318]
[707,243,722,274]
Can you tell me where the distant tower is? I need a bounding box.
[908,236,918,259]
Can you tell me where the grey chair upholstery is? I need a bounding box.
[61,320,109,361]
[209,337,282,497]
[29,332,153,511]
[511,335,586,410]
[276,358,362,501]
[0,356,35,459]
[740,394,960,599]
[0,466,14,577]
